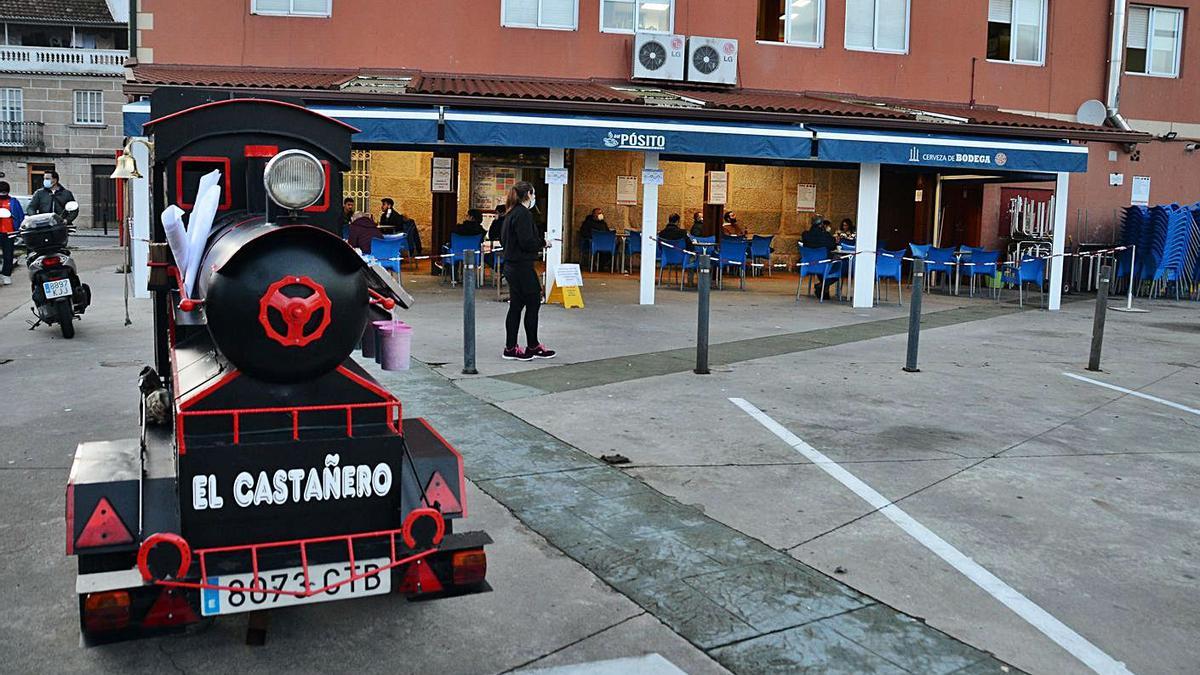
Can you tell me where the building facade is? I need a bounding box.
[125,0,1189,308]
[0,0,128,229]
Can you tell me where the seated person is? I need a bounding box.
[801,216,837,251]
[690,211,706,237]
[837,218,856,245]
[721,211,747,238]
[379,197,404,234]
[347,212,379,254]
[488,204,507,242]
[658,213,687,244]
[578,208,609,258]
[451,208,487,238]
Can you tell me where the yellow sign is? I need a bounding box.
[547,285,584,308]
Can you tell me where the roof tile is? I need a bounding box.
[0,0,117,24]
[132,64,356,90]
[411,75,641,103]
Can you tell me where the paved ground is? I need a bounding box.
[3,251,1196,673]
[0,250,725,675]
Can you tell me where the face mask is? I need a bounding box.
[597,214,604,221]
[528,196,536,210]
[43,178,53,189]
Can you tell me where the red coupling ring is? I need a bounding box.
[137,532,192,583]
[258,275,333,347]
[401,507,446,550]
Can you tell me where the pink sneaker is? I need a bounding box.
[502,346,533,361]
[526,344,557,359]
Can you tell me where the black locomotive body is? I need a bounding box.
[66,93,489,645]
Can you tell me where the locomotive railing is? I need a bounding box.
[153,526,438,598]
[176,400,402,455]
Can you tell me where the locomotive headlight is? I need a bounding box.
[264,150,325,210]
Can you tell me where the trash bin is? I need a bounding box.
[377,320,413,371]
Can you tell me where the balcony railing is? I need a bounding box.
[0,45,125,76]
[0,121,45,150]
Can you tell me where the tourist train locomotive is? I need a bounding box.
[66,92,489,644]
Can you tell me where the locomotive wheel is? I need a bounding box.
[56,302,75,339]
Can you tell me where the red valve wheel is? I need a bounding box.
[137,532,192,582]
[258,275,333,347]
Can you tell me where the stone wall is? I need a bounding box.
[0,74,124,229]
[365,150,471,247]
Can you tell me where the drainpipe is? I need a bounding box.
[1105,0,1133,131]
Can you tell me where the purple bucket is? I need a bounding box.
[378,321,413,371]
[372,320,394,364]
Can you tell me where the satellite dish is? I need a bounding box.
[1076,99,1107,126]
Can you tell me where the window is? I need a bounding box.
[344,149,371,213]
[503,0,578,29]
[601,0,674,34]
[1127,5,1183,77]
[251,0,331,17]
[845,0,908,53]
[73,90,104,126]
[757,0,824,47]
[0,89,23,146]
[987,0,1046,64]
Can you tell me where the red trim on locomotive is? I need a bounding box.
[143,98,361,134]
[243,144,279,158]
[303,160,332,213]
[174,156,233,211]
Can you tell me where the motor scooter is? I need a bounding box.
[2,201,91,338]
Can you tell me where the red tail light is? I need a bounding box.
[43,256,61,266]
[451,549,487,586]
[83,591,130,632]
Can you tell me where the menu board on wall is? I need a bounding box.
[707,171,728,205]
[616,175,638,205]
[796,183,816,212]
[1131,175,1151,206]
[471,165,520,210]
[431,156,455,193]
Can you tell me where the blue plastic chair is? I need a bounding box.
[690,235,717,256]
[797,245,829,300]
[588,230,618,273]
[444,233,483,286]
[1011,256,1047,308]
[658,240,688,288]
[909,243,930,259]
[370,235,407,276]
[926,246,958,293]
[875,249,905,305]
[967,250,1001,300]
[717,239,749,290]
[750,235,774,276]
[624,230,642,272]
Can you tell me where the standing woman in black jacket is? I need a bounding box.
[501,181,556,361]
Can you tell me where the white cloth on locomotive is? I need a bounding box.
[183,169,222,297]
[161,204,189,283]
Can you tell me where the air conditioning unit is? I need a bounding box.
[632,33,685,81]
[687,36,738,86]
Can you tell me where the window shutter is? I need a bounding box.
[291,0,328,14]
[845,0,874,48]
[540,0,576,27]
[505,0,539,25]
[1127,6,1149,49]
[875,0,907,51]
[988,0,1012,24]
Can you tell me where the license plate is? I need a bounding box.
[42,278,72,299]
[200,557,390,616]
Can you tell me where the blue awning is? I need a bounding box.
[444,109,813,161]
[124,102,439,145]
[811,126,1089,173]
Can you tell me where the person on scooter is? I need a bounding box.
[29,171,77,224]
[0,181,24,286]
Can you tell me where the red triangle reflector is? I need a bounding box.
[421,472,462,515]
[142,588,199,628]
[75,497,134,548]
[397,559,443,595]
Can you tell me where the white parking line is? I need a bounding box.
[1062,372,1200,417]
[729,397,1132,675]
